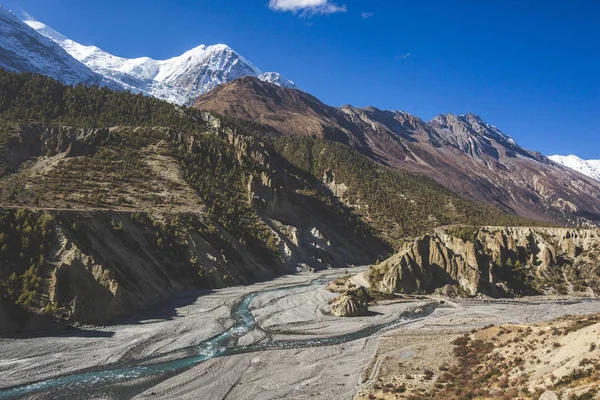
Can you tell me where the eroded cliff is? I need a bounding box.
[361,227,600,298]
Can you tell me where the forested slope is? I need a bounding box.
[0,70,543,334]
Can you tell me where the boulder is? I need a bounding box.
[330,288,369,317]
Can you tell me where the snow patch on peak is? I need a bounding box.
[205,44,231,52]
[26,20,298,105]
[258,72,299,90]
[0,10,105,87]
[549,155,600,182]
[24,20,68,42]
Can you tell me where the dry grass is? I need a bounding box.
[0,127,202,212]
[357,314,600,400]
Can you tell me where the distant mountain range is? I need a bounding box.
[195,77,600,225]
[1,5,599,226]
[0,7,297,105]
[0,4,600,339]
[548,155,600,182]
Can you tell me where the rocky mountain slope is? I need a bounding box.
[194,77,600,226]
[0,7,107,87]
[356,226,600,298]
[24,20,298,105]
[549,154,600,182]
[0,70,541,334]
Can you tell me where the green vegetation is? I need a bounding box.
[177,133,279,259]
[273,136,537,245]
[1,127,175,207]
[490,257,541,296]
[445,226,478,243]
[0,70,542,246]
[0,70,206,131]
[0,70,565,325]
[0,209,55,308]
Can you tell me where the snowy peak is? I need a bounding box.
[549,155,600,181]
[24,20,68,42]
[154,43,263,100]
[24,19,299,105]
[0,8,105,87]
[258,72,299,90]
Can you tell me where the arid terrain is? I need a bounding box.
[1,266,599,400]
[357,306,600,400]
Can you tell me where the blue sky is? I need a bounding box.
[5,0,600,158]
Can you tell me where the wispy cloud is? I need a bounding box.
[361,12,374,19]
[268,0,347,17]
[21,9,35,21]
[395,53,411,60]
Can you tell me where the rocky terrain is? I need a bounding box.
[329,287,370,317]
[3,6,600,231]
[0,6,599,400]
[3,266,600,400]
[3,5,600,227]
[195,77,600,226]
[0,70,539,335]
[357,313,600,400]
[350,226,600,299]
[0,120,386,335]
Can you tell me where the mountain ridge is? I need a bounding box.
[194,77,600,226]
[0,7,109,88]
[23,19,299,105]
[549,154,600,182]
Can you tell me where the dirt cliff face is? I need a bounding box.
[364,227,600,298]
[0,114,390,335]
[0,208,385,335]
[0,123,111,176]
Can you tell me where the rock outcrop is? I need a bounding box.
[329,288,369,317]
[363,227,600,298]
[0,210,287,335]
[1,123,110,175]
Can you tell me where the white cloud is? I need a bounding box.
[396,53,411,60]
[21,9,35,21]
[361,12,374,19]
[268,0,347,16]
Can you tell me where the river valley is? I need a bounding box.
[1,267,599,400]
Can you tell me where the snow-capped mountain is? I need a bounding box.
[24,20,299,105]
[257,72,298,89]
[549,155,600,182]
[0,7,106,87]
